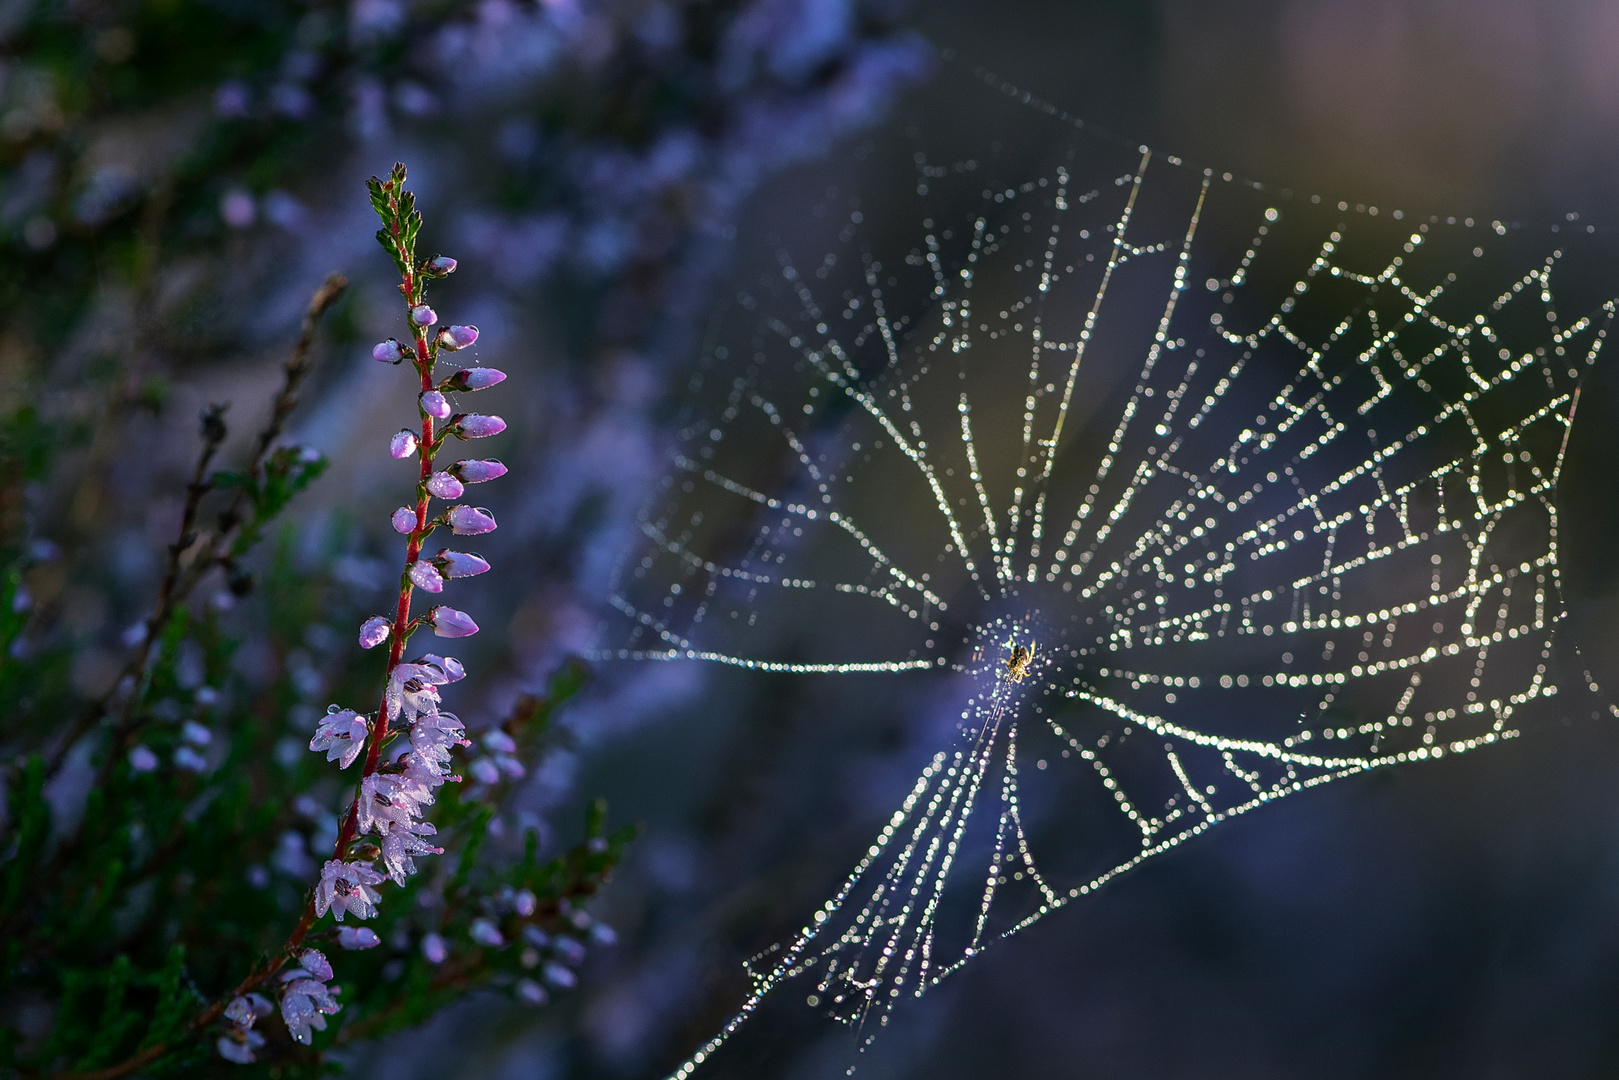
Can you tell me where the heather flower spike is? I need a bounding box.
[291,165,511,961]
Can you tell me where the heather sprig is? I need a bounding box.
[2,167,630,1080]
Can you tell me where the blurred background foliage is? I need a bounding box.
[9,0,1619,1078]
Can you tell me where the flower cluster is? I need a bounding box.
[222,164,511,1063]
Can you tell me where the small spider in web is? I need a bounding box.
[1002,639,1036,683]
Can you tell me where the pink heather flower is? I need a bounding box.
[410,711,468,773]
[408,560,444,594]
[453,413,506,439]
[516,979,549,1006]
[421,932,448,964]
[293,948,334,981]
[372,338,410,364]
[427,255,457,275]
[385,660,455,724]
[380,820,442,884]
[514,889,537,917]
[409,304,437,327]
[428,606,478,638]
[447,505,497,535]
[425,471,464,499]
[416,653,466,682]
[391,506,417,534]
[436,550,489,579]
[469,918,504,947]
[358,615,391,649]
[483,730,517,754]
[223,993,273,1027]
[436,324,479,351]
[310,706,368,769]
[337,927,381,950]
[451,458,507,483]
[419,390,452,419]
[313,859,384,922]
[279,977,341,1045]
[389,429,418,459]
[175,746,207,772]
[446,365,503,390]
[469,757,500,784]
[217,1030,266,1064]
[129,744,159,772]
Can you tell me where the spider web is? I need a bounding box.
[600,66,1619,1076]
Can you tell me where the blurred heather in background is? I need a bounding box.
[10,0,1619,1078]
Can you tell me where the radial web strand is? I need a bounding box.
[599,69,1619,1076]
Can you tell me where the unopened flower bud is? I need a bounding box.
[428,605,479,638]
[295,948,333,981]
[421,932,448,964]
[451,459,507,483]
[447,505,497,535]
[129,744,159,773]
[514,889,537,917]
[444,366,503,391]
[542,962,577,989]
[436,324,479,352]
[373,338,410,364]
[469,757,500,784]
[425,471,464,499]
[337,926,381,950]
[359,615,391,649]
[453,414,506,439]
[426,255,457,276]
[483,730,517,754]
[410,304,437,328]
[419,390,452,419]
[435,550,490,578]
[408,561,444,594]
[516,978,548,1006]
[389,430,418,459]
[391,507,418,534]
[470,918,504,947]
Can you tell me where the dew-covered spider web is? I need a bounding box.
[599,64,1619,1077]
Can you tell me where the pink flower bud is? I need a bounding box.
[373,339,409,364]
[425,471,464,499]
[427,255,457,275]
[359,615,391,649]
[470,918,504,947]
[410,304,437,327]
[451,459,507,483]
[389,430,418,459]
[447,505,497,535]
[445,366,505,391]
[420,390,452,419]
[391,507,418,534]
[436,324,479,351]
[469,757,500,784]
[454,414,506,439]
[429,606,479,637]
[435,550,489,578]
[421,932,448,964]
[337,927,381,950]
[483,730,517,754]
[408,561,444,593]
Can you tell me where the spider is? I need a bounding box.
[1003,639,1036,683]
